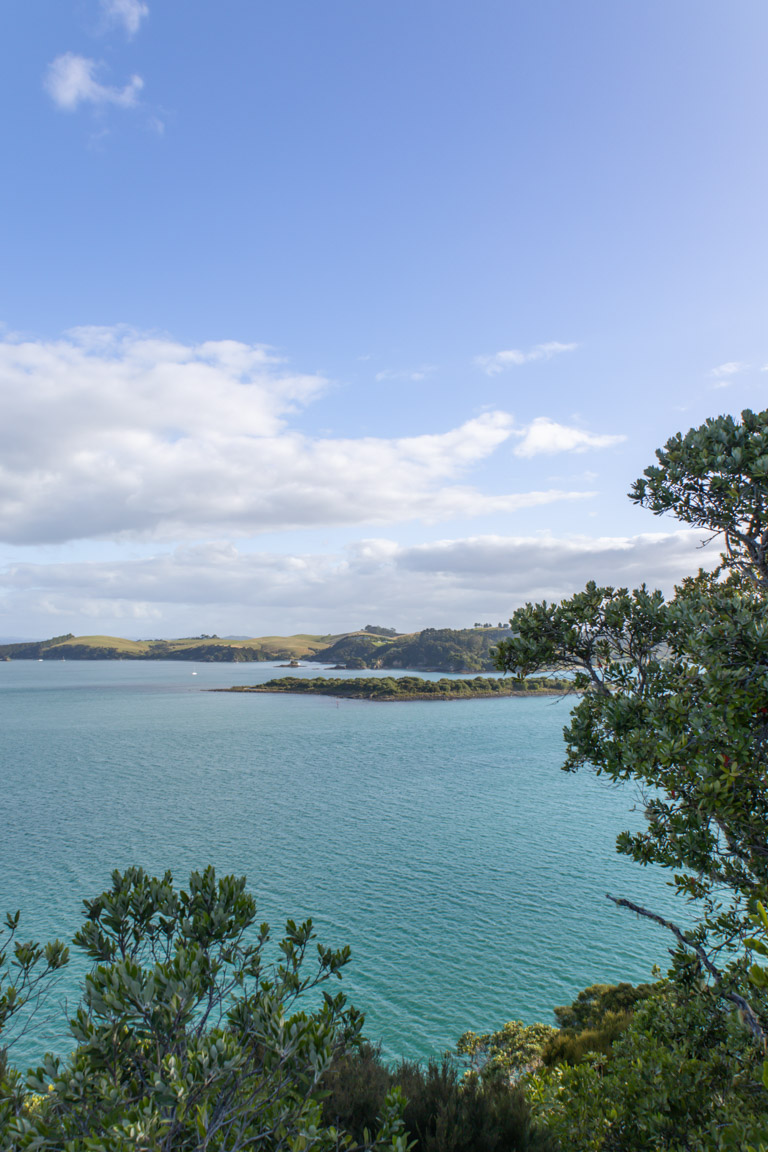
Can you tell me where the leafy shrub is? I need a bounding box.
[1,868,408,1151]
[540,1011,632,1068]
[537,982,656,1068]
[321,1044,554,1151]
[552,982,655,1032]
[457,1021,558,1081]
[528,982,768,1150]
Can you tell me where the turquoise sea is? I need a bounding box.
[2,660,682,1068]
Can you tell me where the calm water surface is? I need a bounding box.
[1,660,680,1066]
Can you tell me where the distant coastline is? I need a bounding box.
[0,626,518,674]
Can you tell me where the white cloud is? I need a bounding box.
[101,0,149,35]
[0,328,599,546]
[45,54,143,111]
[710,361,750,387]
[0,530,719,638]
[513,417,626,457]
[375,366,436,383]
[475,342,578,376]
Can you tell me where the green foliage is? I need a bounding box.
[551,982,655,1032]
[540,1015,631,1070]
[1,868,408,1152]
[455,983,657,1120]
[235,676,569,701]
[495,568,768,952]
[496,413,768,970]
[0,634,76,660]
[0,914,69,1138]
[321,1044,554,1152]
[746,902,768,1095]
[0,911,69,1044]
[535,982,657,1069]
[629,407,768,586]
[494,409,768,1140]
[457,1021,557,1082]
[528,982,768,1150]
[168,643,271,662]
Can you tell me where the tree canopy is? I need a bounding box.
[495,408,768,1046]
[492,409,768,1148]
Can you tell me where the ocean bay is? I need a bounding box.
[2,660,680,1067]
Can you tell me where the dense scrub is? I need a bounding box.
[2,875,767,1150]
[225,675,571,699]
[320,1044,554,1152]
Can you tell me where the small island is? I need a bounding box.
[214,674,572,701]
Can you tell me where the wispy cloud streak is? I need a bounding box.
[475,342,577,376]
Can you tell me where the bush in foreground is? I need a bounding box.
[0,867,408,1152]
[321,1043,554,1152]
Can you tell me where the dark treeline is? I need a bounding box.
[220,675,571,700]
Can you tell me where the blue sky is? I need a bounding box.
[0,0,766,638]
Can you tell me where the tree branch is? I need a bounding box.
[607,893,767,1045]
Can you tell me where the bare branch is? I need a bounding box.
[607,893,767,1045]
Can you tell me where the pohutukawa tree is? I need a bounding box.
[494,409,768,1043]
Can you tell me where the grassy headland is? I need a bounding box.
[0,626,515,671]
[0,631,347,663]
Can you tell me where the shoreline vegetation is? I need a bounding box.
[213,674,572,700]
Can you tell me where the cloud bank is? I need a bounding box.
[0,530,719,637]
[0,328,619,545]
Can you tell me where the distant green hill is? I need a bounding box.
[0,632,343,663]
[0,627,512,671]
[315,627,511,672]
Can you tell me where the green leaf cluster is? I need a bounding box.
[0,868,408,1152]
[526,982,768,1151]
[457,1021,558,1083]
